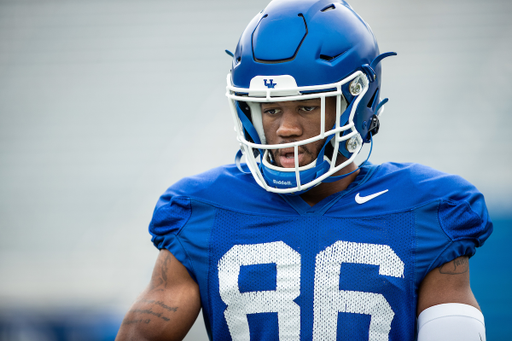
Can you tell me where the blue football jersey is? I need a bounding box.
[149,162,492,341]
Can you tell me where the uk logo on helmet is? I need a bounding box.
[264,79,277,88]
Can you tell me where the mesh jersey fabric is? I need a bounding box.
[149,162,492,341]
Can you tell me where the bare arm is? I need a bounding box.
[417,255,479,316]
[116,249,201,341]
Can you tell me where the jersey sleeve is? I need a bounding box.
[416,173,493,276]
[148,191,193,271]
[435,191,492,263]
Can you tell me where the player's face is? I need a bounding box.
[261,97,336,168]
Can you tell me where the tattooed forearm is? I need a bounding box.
[138,299,179,313]
[131,308,171,321]
[439,257,469,275]
[124,297,178,326]
[148,278,164,291]
[148,253,172,292]
[122,318,151,325]
[161,253,170,284]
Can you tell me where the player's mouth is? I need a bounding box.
[277,148,305,168]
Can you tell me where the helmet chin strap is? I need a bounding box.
[235,149,251,174]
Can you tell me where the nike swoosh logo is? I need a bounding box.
[355,189,389,204]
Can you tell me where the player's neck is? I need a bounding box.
[300,162,360,207]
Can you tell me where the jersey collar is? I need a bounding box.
[279,162,378,215]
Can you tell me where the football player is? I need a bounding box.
[116,0,492,340]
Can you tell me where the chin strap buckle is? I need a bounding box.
[368,115,380,137]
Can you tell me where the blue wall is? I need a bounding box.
[471,217,512,340]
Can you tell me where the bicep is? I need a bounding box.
[417,256,479,316]
[116,249,201,341]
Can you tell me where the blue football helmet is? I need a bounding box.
[226,0,396,194]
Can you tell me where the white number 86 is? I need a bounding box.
[218,241,404,341]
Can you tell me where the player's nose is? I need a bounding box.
[276,109,302,138]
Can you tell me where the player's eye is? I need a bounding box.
[300,106,317,112]
[262,108,281,115]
